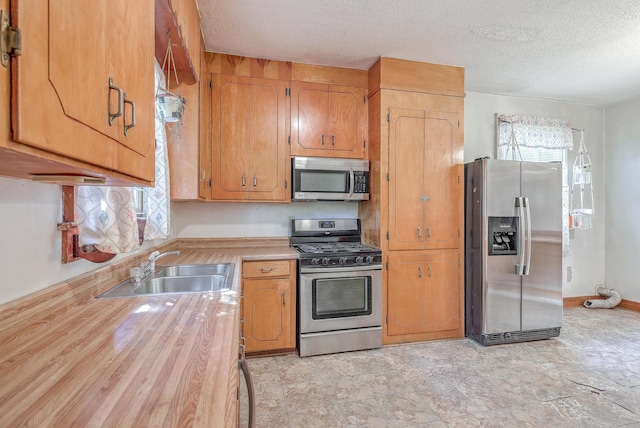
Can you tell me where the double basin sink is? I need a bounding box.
[97,263,235,298]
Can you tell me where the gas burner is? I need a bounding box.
[290,218,382,268]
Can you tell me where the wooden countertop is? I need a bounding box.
[0,241,298,427]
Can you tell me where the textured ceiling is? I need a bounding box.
[196,0,640,106]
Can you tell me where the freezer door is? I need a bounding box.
[484,160,522,334]
[520,162,563,331]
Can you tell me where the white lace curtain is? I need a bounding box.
[496,113,574,256]
[75,61,170,254]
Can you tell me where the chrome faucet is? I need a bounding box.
[131,250,181,282]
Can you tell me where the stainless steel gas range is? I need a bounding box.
[290,218,382,357]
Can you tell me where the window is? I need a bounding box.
[496,114,574,256]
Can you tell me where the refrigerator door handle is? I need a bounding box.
[516,197,526,276]
[523,197,532,275]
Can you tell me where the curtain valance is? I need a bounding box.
[497,114,574,150]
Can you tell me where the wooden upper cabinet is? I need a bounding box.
[388,104,460,250]
[291,81,366,159]
[387,251,460,336]
[9,0,155,184]
[210,74,289,201]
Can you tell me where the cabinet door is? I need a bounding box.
[213,77,250,199]
[328,90,359,152]
[388,108,425,250]
[387,251,460,336]
[12,1,155,183]
[243,278,292,352]
[423,111,460,249]
[248,80,288,201]
[294,85,329,151]
[211,75,288,201]
[291,82,366,159]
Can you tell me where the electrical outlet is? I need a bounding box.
[567,266,572,282]
[570,229,576,239]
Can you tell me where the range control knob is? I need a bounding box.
[339,257,348,265]
[321,258,330,266]
[365,256,375,264]
[310,258,320,265]
[355,256,365,264]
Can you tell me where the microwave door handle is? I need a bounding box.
[348,168,355,198]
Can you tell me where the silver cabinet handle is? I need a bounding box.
[123,93,136,135]
[259,267,274,273]
[417,226,422,238]
[331,135,335,146]
[283,291,287,305]
[108,77,123,126]
[239,356,256,428]
[427,265,432,278]
[427,226,431,238]
[242,176,246,187]
[321,134,325,146]
[418,266,423,278]
[253,176,257,188]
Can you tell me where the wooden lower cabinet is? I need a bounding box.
[242,260,296,354]
[386,250,462,343]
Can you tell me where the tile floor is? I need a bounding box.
[240,307,640,427]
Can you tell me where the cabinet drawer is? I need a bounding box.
[243,260,291,278]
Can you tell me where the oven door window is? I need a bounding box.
[312,276,372,319]
[296,170,349,193]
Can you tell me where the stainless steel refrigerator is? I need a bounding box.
[464,158,563,345]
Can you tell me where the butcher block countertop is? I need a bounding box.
[0,238,297,427]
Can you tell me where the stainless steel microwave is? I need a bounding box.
[292,157,369,201]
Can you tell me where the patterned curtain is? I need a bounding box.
[497,114,574,151]
[75,187,140,254]
[144,61,171,240]
[496,113,574,256]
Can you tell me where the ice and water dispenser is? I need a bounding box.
[487,217,518,256]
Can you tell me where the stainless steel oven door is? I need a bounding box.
[299,265,382,334]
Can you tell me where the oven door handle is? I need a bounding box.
[300,264,382,274]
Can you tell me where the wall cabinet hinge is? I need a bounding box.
[286,87,291,96]
[288,135,291,145]
[386,231,389,240]
[386,172,390,182]
[209,79,212,89]
[363,140,366,149]
[457,175,460,184]
[1,10,21,68]
[363,96,367,104]
[385,314,388,325]
[385,261,388,270]
[387,113,390,122]
[208,178,212,187]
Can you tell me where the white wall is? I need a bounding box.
[464,92,606,298]
[173,201,358,237]
[604,95,640,302]
[0,177,167,305]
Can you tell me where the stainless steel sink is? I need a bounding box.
[96,263,234,298]
[156,264,230,277]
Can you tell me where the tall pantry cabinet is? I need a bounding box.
[360,58,465,345]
